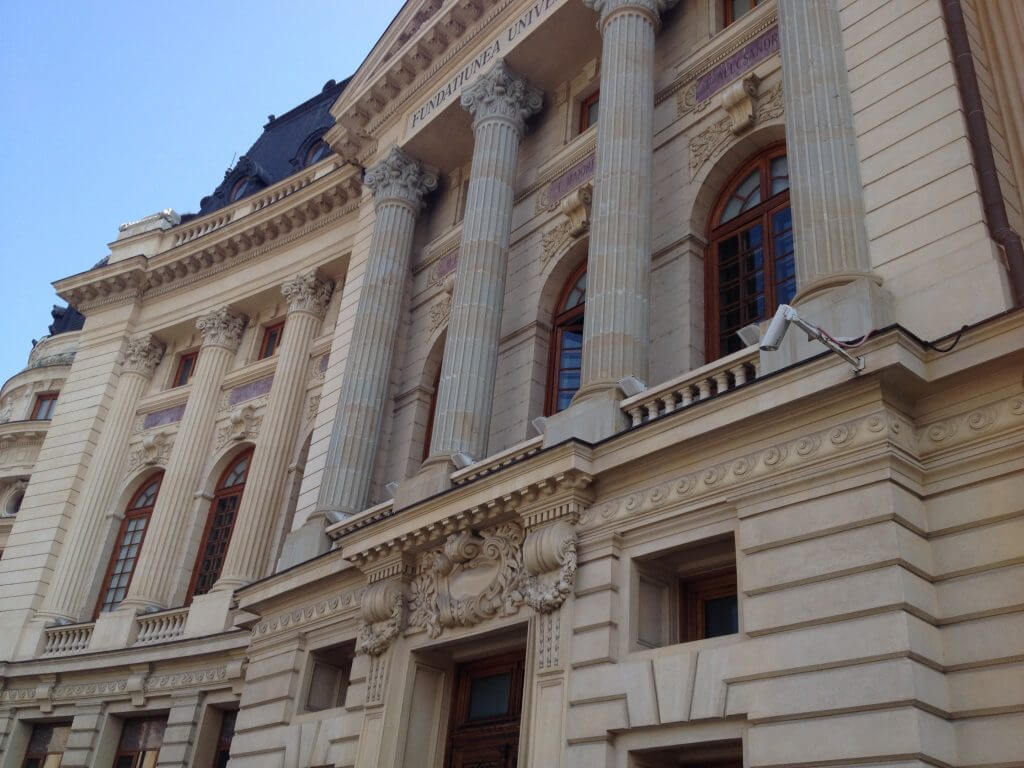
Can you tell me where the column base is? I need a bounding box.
[542,387,629,447]
[183,590,234,638]
[277,518,332,571]
[392,455,455,511]
[89,608,139,651]
[759,276,894,375]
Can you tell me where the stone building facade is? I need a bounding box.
[2,0,1023,766]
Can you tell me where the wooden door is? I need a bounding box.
[446,651,525,768]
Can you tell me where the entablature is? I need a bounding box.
[55,164,362,314]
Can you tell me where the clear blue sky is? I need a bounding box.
[0,0,405,382]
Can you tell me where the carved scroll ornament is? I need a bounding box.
[357,580,406,656]
[520,520,578,613]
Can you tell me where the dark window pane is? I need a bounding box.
[468,673,511,720]
[704,595,738,638]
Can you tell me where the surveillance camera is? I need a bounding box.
[760,304,796,351]
[451,451,476,469]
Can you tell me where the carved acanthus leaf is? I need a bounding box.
[461,58,543,133]
[364,146,438,208]
[196,308,247,351]
[281,272,333,316]
[122,334,165,377]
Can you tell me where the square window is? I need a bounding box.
[172,351,198,388]
[304,640,355,712]
[634,534,738,649]
[258,321,285,360]
[31,393,58,421]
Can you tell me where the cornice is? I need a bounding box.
[55,167,362,313]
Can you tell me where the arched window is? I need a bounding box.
[229,176,255,202]
[187,450,252,602]
[422,366,441,462]
[95,473,163,616]
[707,146,793,360]
[305,139,332,167]
[546,263,587,415]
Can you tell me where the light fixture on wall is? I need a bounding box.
[531,416,547,436]
[385,482,400,498]
[760,304,866,372]
[451,452,476,469]
[736,323,762,346]
[618,375,648,397]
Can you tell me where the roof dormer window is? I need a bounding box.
[305,139,332,167]
[230,176,256,202]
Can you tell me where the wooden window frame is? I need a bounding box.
[185,449,252,603]
[172,350,199,388]
[213,710,236,768]
[545,261,587,416]
[31,392,58,421]
[579,90,600,133]
[445,650,526,768]
[422,367,441,462]
[258,320,285,360]
[704,143,791,361]
[679,568,738,642]
[94,473,163,618]
[723,0,760,27]
[113,718,166,768]
[21,722,72,768]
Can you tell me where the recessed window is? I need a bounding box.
[229,176,255,203]
[579,91,599,132]
[422,366,441,463]
[213,710,236,768]
[95,473,162,616]
[707,146,792,360]
[114,718,166,768]
[21,722,71,768]
[546,263,587,415]
[305,139,332,167]
[187,450,252,601]
[724,0,761,26]
[6,489,24,516]
[304,640,355,712]
[635,534,739,648]
[31,393,58,421]
[172,350,199,388]
[258,321,285,360]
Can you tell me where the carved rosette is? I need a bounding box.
[196,308,246,351]
[460,59,543,135]
[281,272,334,317]
[357,580,406,657]
[121,334,165,378]
[363,146,439,209]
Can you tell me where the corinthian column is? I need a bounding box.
[576,0,675,404]
[777,0,871,294]
[314,148,437,522]
[119,308,246,612]
[212,273,333,590]
[426,59,542,464]
[37,334,164,623]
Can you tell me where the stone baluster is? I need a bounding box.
[312,147,437,528]
[119,308,246,612]
[212,272,333,591]
[37,334,164,623]
[576,0,676,405]
[425,59,542,469]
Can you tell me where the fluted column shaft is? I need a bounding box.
[578,0,672,397]
[428,59,542,461]
[120,308,245,611]
[315,148,437,519]
[214,274,332,590]
[777,0,871,294]
[38,335,164,621]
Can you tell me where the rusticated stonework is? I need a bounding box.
[363,146,439,209]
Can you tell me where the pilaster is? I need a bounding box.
[38,334,164,624]
[424,59,542,475]
[213,272,333,592]
[309,147,436,539]
[120,307,246,612]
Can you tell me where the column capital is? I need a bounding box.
[121,334,165,378]
[196,307,247,351]
[461,58,543,134]
[583,0,677,29]
[364,146,438,209]
[281,271,334,317]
